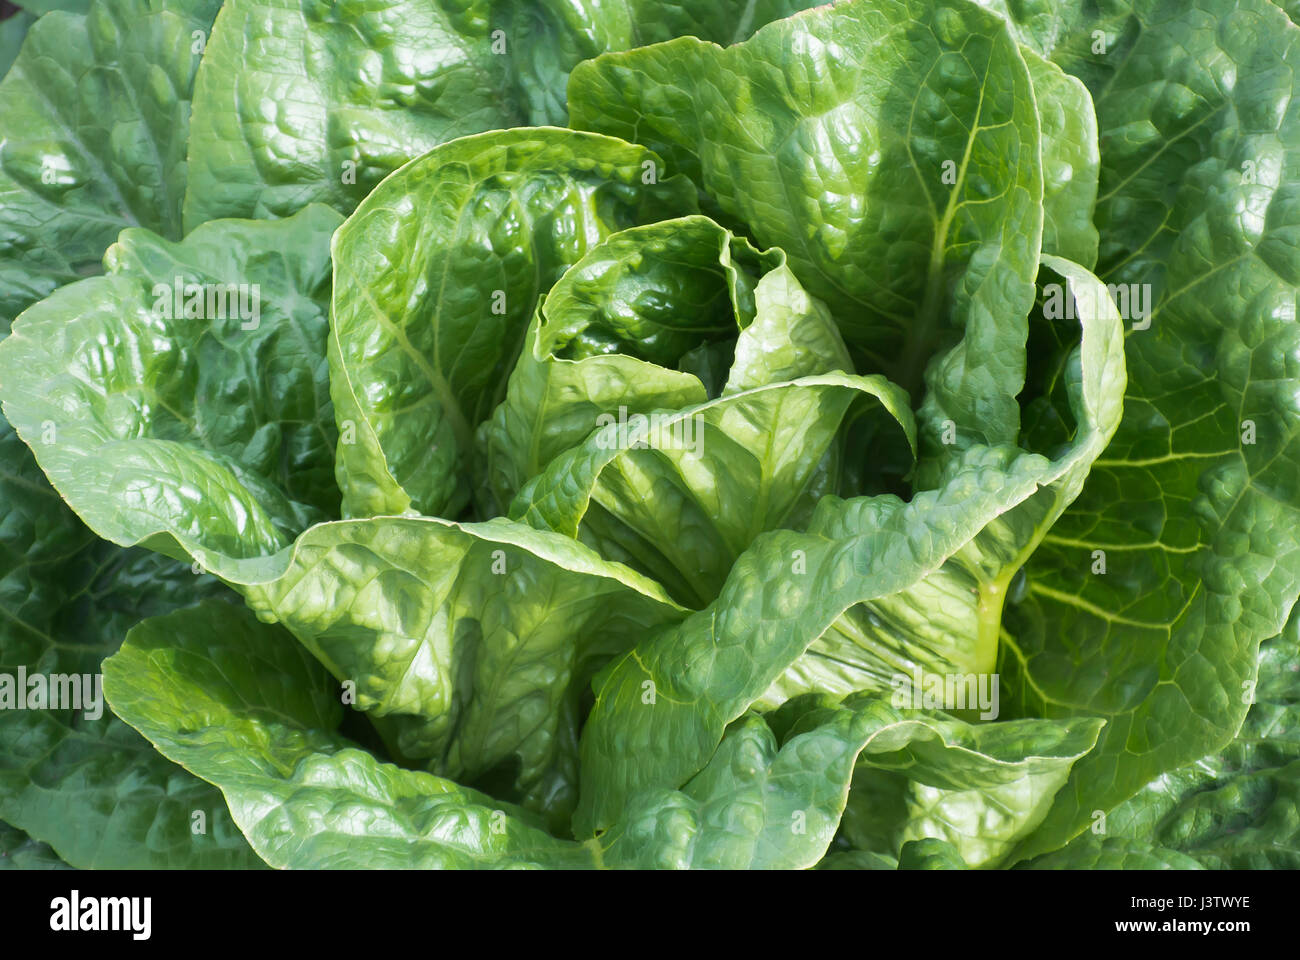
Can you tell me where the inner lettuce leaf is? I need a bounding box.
[505,216,915,606]
[328,128,698,520]
[0,205,343,568]
[574,254,1125,835]
[181,0,823,228]
[0,0,223,330]
[567,0,1046,401]
[476,215,784,516]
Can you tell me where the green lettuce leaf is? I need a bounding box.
[0,418,261,868]
[329,128,698,520]
[574,253,1125,835]
[898,838,968,869]
[0,205,344,570]
[1020,836,1206,870]
[182,0,816,228]
[600,693,1100,869]
[104,600,597,869]
[512,372,913,608]
[568,0,1045,398]
[496,0,823,128]
[236,515,686,828]
[839,708,1108,868]
[1021,48,1099,267]
[502,214,914,605]
[104,602,1097,870]
[477,215,784,517]
[0,821,69,870]
[1026,608,1300,868]
[989,0,1300,861]
[0,0,222,330]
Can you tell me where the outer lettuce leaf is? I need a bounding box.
[574,254,1125,835]
[0,0,222,330]
[496,0,823,128]
[568,0,1045,398]
[183,0,525,227]
[0,419,261,868]
[0,11,34,78]
[1021,836,1206,870]
[600,693,1100,869]
[0,822,69,870]
[0,205,343,569]
[182,0,817,228]
[104,601,597,869]
[991,0,1300,861]
[968,1,1088,61]
[104,602,1096,870]
[329,129,698,520]
[236,516,686,828]
[1026,610,1300,868]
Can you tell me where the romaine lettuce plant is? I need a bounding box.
[0,0,1296,870]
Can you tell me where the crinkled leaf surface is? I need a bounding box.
[496,0,823,128]
[568,0,1045,397]
[329,128,697,520]
[183,0,526,226]
[574,252,1124,835]
[0,205,343,570]
[237,515,686,828]
[513,372,913,608]
[1021,835,1206,870]
[990,0,1300,862]
[478,215,783,517]
[105,601,596,869]
[0,419,261,868]
[600,693,1099,869]
[1025,608,1300,868]
[830,690,1109,868]
[182,0,814,228]
[0,0,221,330]
[103,603,1097,871]
[505,214,913,605]
[1021,48,1099,267]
